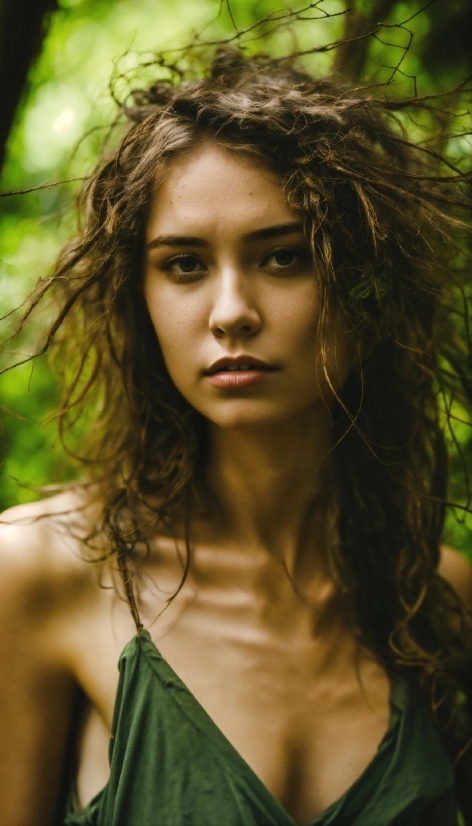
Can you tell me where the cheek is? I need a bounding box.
[144,284,202,382]
[276,286,352,392]
[272,284,320,353]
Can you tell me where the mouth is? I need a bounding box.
[205,356,277,375]
[217,364,261,372]
[204,356,278,389]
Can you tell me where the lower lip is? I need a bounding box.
[206,369,276,388]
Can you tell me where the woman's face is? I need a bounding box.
[144,143,351,430]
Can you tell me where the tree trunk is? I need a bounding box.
[333,0,398,81]
[0,0,57,171]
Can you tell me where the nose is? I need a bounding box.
[209,268,262,341]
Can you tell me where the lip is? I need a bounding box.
[205,355,276,375]
[204,355,279,389]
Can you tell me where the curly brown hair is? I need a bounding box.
[6,46,472,813]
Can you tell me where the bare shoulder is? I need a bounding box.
[439,545,472,610]
[0,490,107,825]
[0,489,102,640]
[0,488,98,572]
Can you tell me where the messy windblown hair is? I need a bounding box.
[6,45,472,810]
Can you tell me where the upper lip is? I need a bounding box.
[205,355,277,374]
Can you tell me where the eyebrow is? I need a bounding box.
[147,222,304,250]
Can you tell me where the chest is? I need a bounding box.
[71,605,391,824]
[162,634,391,822]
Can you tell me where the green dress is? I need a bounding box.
[63,630,458,826]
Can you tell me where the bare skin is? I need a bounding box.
[1,146,471,826]
[0,498,470,826]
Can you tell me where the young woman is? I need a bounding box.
[1,49,471,826]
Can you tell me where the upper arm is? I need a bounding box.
[0,504,77,826]
[439,545,472,611]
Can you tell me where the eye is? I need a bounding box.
[262,248,306,270]
[164,255,206,281]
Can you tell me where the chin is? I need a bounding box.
[200,400,305,431]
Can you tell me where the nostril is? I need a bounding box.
[209,306,262,338]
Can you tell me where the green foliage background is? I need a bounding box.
[0,0,470,558]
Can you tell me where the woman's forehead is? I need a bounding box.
[146,143,296,241]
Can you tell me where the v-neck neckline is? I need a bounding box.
[137,629,401,826]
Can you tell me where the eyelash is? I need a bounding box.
[162,247,307,282]
[264,248,306,269]
[163,255,206,282]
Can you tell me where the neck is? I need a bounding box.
[205,405,335,578]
